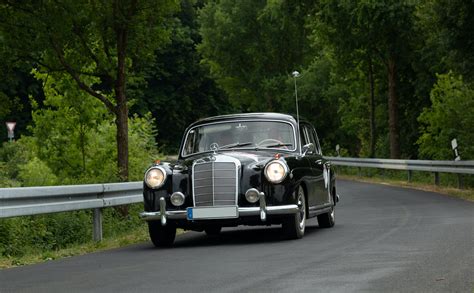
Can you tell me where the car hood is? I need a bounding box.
[176,150,285,170]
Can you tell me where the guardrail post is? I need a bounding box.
[93,208,103,242]
[407,170,412,182]
[434,172,440,186]
[358,167,361,177]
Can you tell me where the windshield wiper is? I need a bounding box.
[219,142,254,149]
[260,143,293,148]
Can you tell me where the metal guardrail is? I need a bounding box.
[326,156,474,188]
[0,182,143,241]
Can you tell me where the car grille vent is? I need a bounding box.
[193,161,237,207]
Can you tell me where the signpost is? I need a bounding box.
[6,122,16,142]
[451,138,463,188]
[451,138,461,161]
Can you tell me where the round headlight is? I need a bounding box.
[144,167,167,189]
[264,160,288,183]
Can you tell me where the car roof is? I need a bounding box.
[189,112,301,128]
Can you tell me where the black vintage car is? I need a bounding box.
[140,113,338,246]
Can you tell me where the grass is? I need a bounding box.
[0,224,187,269]
[0,225,150,269]
[338,172,474,202]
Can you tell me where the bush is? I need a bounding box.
[0,203,145,258]
[18,157,58,186]
[417,72,474,160]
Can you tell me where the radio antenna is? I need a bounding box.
[292,70,301,154]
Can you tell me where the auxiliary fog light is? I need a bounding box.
[170,192,185,206]
[245,188,260,203]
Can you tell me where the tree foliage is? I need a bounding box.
[417,72,474,160]
[1,0,474,164]
[198,0,313,111]
[313,0,417,158]
[132,0,232,153]
[428,0,474,79]
[0,71,160,187]
[0,0,179,181]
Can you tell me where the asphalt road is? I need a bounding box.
[1,180,473,293]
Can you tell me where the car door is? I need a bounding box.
[300,123,326,207]
[311,127,331,206]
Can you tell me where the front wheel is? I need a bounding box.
[282,186,306,239]
[148,221,176,247]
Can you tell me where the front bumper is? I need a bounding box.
[140,197,299,226]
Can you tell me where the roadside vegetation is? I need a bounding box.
[0,204,149,269]
[1,1,473,265]
[336,167,474,202]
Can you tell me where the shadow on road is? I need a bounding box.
[141,221,323,250]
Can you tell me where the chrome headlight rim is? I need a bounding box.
[245,188,260,203]
[144,166,167,189]
[170,191,185,207]
[264,160,289,184]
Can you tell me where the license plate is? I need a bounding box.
[187,206,238,220]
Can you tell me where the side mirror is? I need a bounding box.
[302,143,315,156]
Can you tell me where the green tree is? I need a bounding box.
[198,0,314,111]
[417,72,474,160]
[427,0,474,79]
[25,71,159,183]
[28,71,111,181]
[313,0,417,158]
[282,52,348,155]
[0,0,178,181]
[132,0,233,153]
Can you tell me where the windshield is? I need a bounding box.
[182,120,296,156]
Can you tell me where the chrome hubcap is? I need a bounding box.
[297,188,306,230]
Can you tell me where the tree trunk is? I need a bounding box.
[114,23,129,217]
[115,26,129,182]
[115,101,129,182]
[368,56,376,158]
[387,56,400,159]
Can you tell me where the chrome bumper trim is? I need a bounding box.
[139,204,299,222]
[159,197,166,226]
[239,205,299,216]
[140,210,187,221]
[258,191,266,221]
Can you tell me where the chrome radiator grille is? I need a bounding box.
[192,161,238,207]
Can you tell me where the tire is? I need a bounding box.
[317,189,335,228]
[204,226,222,236]
[282,186,306,239]
[148,221,176,247]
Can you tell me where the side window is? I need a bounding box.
[299,125,309,146]
[300,124,316,154]
[312,128,322,155]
